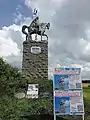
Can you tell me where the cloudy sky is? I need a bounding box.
[0,0,90,79]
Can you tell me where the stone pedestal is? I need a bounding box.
[22,40,48,80]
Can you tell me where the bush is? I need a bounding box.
[0,57,53,120]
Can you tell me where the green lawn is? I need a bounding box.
[83,87,90,101]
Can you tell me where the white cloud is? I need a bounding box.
[14,12,23,23]
[13,5,24,24]
[0,38,19,57]
[24,0,90,79]
[0,24,24,68]
[0,26,21,57]
[24,0,65,22]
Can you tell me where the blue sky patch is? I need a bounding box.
[0,0,32,28]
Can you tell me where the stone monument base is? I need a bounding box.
[22,40,48,80]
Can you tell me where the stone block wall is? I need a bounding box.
[22,40,48,80]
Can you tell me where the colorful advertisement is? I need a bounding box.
[54,68,81,75]
[53,68,84,116]
[54,91,84,115]
[54,74,82,91]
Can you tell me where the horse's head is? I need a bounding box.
[46,23,50,30]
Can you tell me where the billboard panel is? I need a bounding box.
[54,91,84,115]
[54,74,82,91]
[53,68,84,116]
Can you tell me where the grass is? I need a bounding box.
[83,87,90,101]
[82,87,90,120]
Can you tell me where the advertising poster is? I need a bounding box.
[53,68,84,116]
[54,74,82,91]
[54,91,84,115]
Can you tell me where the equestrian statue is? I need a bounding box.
[22,15,50,41]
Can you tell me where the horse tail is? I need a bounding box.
[22,25,28,36]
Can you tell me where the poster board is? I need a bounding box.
[53,68,84,117]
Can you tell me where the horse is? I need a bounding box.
[30,22,50,41]
[22,17,50,41]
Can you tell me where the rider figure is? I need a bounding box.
[34,16,40,31]
[33,8,40,32]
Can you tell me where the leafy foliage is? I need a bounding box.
[0,57,53,120]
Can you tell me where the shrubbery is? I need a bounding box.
[0,57,53,120]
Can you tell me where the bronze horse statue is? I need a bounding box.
[22,17,50,41]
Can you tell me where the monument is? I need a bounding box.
[22,8,50,80]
